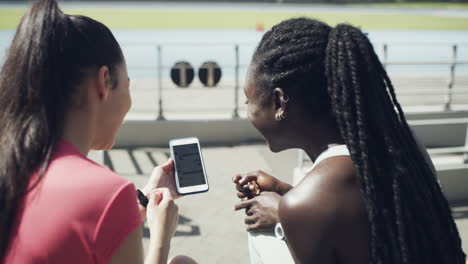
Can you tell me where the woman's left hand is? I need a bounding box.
[141,159,180,200]
[146,188,179,247]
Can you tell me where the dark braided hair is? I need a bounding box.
[251,17,466,264]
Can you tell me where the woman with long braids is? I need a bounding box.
[0,1,196,263]
[233,18,466,263]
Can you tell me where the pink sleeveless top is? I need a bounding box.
[5,140,142,263]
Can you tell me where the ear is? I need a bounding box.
[273,87,290,114]
[95,65,111,102]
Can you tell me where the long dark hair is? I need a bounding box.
[252,18,466,264]
[0,0,123,259]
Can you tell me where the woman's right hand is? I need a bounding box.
[146,188,179,248]
[141,159,180,200]
[234,191,282,231]
[233,170,284,198]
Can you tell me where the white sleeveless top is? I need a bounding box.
[310,144,350,170]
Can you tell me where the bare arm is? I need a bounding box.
[110,188,178,264]
[278,178,339,263]
[276,180,294,196]
[233,170,293,199]
[278,157,367,263]
[144,238,171,264]
[109,226,145,264]
[108,225,172,264]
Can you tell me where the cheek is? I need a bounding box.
[246,104,255,122]
[93,92,129,150]
[127,93,132,113]
[113,93,130,131]
[247,104,261,128]
[122,91,131,116]
[114,89,131,122]
[247,103,272,134]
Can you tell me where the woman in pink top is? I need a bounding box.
[0,0,196,263]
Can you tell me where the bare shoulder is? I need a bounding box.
[280,155,359,216]
[278,156,367,262]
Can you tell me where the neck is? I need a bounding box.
[62,110,95,156]
[298,118,344,162]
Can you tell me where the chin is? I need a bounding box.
[266,137,293,153]
[102,142,115,150]
[266,140,283,153]
[92,140,115,151]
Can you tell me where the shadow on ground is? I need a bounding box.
[100,147,171,175]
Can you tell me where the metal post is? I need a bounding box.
[464,123,468,164]
[444,44,457,111]
[383,43,388,69]
[207,66,214,87]
[157,45,165,121]
[232,44,240,119]
[175,63,188,87]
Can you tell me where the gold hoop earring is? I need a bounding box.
[275,111,286,121]
[275,112,281,121]
[279,112,286,119]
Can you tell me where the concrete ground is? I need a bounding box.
[88,143,468,263]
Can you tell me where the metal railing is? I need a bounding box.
[129,42,251,120]
[1,42,467,120]
[132,42,468,120]
[296,117,468,173]
[381,43,468,111]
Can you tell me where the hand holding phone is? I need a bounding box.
[141,159,180,200]
[170,137,209,195]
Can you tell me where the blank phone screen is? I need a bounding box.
[173,143,206,187]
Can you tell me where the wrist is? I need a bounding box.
[138,203,146,221]
[275,181,292,196]
[149,235,171,250]
[146,239,171,264]
[141,185,151,196]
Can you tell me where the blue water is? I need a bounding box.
[1,29,468,79]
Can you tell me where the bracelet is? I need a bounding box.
[275,223,286,241]
[137,189,149,208]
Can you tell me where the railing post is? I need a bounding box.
[232,44,240,119]
[444,44,457,111]
[383,43,388,69]
[464,123,468,164]
[157,45,165,121]
[103,151,114,171]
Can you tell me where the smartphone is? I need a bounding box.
[169,137,209,195]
